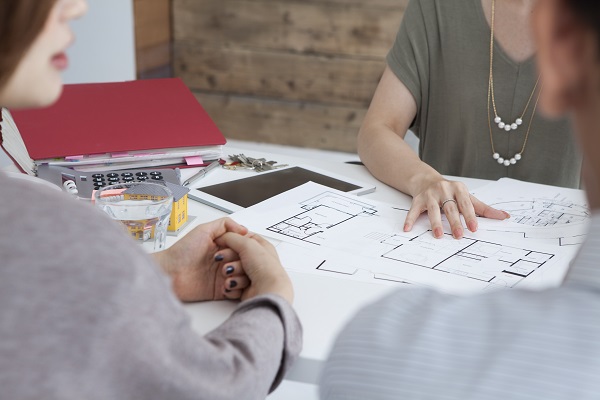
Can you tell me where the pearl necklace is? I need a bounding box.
[491,77,541,133]
[488,0,541,133]
[487,0,542,167]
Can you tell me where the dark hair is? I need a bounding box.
[567,0,600,45]
[0,0,57,89]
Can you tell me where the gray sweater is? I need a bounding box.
[0,171,302,399]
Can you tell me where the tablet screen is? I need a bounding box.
[196,166,362,208]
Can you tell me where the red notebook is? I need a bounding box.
[1,78,226,174]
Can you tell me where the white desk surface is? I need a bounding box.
[172,145,490,385]
[1,145,548,391]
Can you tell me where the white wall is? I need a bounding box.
[1,0,136,168]
[63,0,136,84]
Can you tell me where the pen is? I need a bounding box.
[182,159,221,187]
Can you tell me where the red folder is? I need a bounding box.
[8,78,225,160]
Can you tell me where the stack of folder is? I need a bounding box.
[0,78,226,175]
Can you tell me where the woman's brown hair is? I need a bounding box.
[566,0,600,50]
[0,0,57,89]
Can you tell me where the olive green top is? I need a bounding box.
[387,0,582,188]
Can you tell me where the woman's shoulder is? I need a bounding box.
[0,171,154,275]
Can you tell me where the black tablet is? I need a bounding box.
[188,165,376,213]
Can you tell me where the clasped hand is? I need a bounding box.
[403,179,510,239]
[153,218,293,304]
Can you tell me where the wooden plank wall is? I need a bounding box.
[133,0,172,79]
[173,0,408,152]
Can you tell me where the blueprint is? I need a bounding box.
[473,178,590,245]
[232,182,573,293]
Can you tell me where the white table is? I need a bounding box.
[2,145,547,399]
[170,145,491,388]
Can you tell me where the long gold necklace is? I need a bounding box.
[487,0,542,166]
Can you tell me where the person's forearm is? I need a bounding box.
[151,250,171,275]
[358,125,444,197]
[204,295,302,397]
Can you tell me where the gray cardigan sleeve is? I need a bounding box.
[97,260,303,400]
[0,175,302,400]
[214,294,303,393]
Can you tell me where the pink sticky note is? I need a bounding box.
[65,155,84,161]
[91,188,126,204]
[185,156,204,166]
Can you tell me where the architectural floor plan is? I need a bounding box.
[490,197,589,226]
[379,231,553,285]
[267,192,377,245]
[233,182,572,292]
[474,178,590,246]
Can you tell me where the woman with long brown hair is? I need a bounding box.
[0,1,301,398]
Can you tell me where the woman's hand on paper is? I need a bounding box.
[403,178,509,239]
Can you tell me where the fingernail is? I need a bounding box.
[229,280,237,289]
[225,265,234,275]
[434,228,443,238]
[453,228,463,239]
[503,211,511,219]
[404,223,410,232]
[468,221,478,232]
[215,254,224,262]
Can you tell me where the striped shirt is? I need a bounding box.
[320,214,600,400]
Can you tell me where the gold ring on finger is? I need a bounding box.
[440,198,457,210]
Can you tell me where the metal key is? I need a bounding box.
[228,153,288,172]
